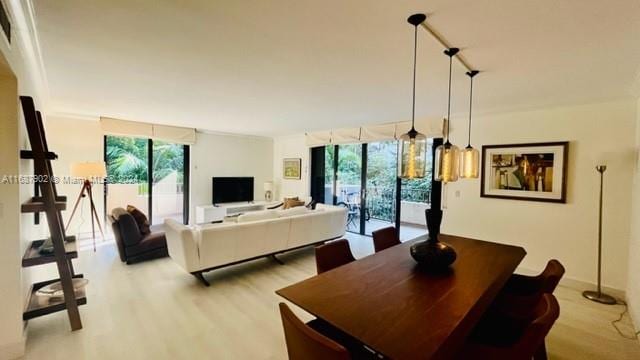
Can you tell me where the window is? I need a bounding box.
[105,135,189,225]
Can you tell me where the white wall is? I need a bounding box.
[627,97,640,326]
[0,50,24,360]
[0,2,44,357]
[190,131,273,223]
[45,117,104,235]
[272,134,310,199]
[442,99,636,291]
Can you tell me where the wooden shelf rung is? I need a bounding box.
[20,150,58,160]
[21,197,66,213]
[22,237,77,268]
[23,275,87,321]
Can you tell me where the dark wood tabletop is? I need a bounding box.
[276,234,526,360]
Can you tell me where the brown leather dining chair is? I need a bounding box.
[457,293,560,360]
[492,259,565,320]
[279,303,351,360]
[371,226,401,253]
[315,239,356,274]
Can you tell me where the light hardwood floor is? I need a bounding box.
[23,233,640,359]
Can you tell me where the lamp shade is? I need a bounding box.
[434,142,460,183]
[460,146,480,178]
[399,131,428,179]
[70,162,107,180]
[263,181,274,191]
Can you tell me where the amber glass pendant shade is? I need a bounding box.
[434,141,460,183]
[460,146,480,178]
[399,129,428,179]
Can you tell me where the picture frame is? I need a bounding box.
[481,142,568,203]
[283,158,302,180]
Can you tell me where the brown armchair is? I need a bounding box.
[108,207,168,264]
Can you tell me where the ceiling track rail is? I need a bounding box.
[419,22,476,73]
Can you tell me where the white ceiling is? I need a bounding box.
[33,0,640,137]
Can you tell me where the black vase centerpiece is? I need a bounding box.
[410,209,457,271]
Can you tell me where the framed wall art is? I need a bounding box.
[481,142,568,203]
[283,158,302,180]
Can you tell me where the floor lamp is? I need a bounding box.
[582,165,617,305]
[66,162,107,252]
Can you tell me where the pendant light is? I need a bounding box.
[399,14,428,180]
[434,48,460,183]
[460,70,480,178]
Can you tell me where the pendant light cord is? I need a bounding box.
[467,74,474,147]
[446,51,453,143]
[411,25,417,129]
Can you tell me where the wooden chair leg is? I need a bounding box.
[534,341,548,360]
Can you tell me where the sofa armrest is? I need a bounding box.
[164,219,200,272]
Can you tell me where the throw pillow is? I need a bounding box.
[126,205,151,235]
[283,197,304,209]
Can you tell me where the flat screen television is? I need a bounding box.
[212,177,254,204]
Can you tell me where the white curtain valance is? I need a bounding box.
[360,123,397,142]
[304,118,444,147]
[100,117,153,138]
[330,127,361,145]
[153,124,196,145]
[100,117,196,145]
[305,131,332,147]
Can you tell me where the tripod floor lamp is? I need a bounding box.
[66,162,107,252]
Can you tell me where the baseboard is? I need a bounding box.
[515,266,626,299]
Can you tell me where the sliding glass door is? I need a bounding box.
[151,140,186,224]
[105,136,150,218]
[105,135,189,225]
[311,138,439,238]
[336,144,362,233]
[364,140,398,235]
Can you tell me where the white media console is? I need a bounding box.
[195,201,281,224]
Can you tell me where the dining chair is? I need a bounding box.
[457,293,560,360]
[315,239,356,274]
[372,226,401,253]
[492,259,565,321]
[279,303,351,360]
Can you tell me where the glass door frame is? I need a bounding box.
[103,136,191,225]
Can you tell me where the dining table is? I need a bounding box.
[276,234,526,359]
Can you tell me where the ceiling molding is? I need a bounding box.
[196,128,273,141]
[47,111,100,122]
[6,0,50,108]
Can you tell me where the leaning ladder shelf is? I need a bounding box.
[19,96,85,330]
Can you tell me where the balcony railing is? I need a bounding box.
[327,185,431,223]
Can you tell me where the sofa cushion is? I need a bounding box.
[125,232,167,257]
[237,210,279,223]
[127,205,151,235]
[283,197,305,209]
[277,206,310,217]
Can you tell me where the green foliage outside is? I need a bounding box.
[106,136,184,188]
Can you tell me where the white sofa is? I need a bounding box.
[164,204,347,285]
